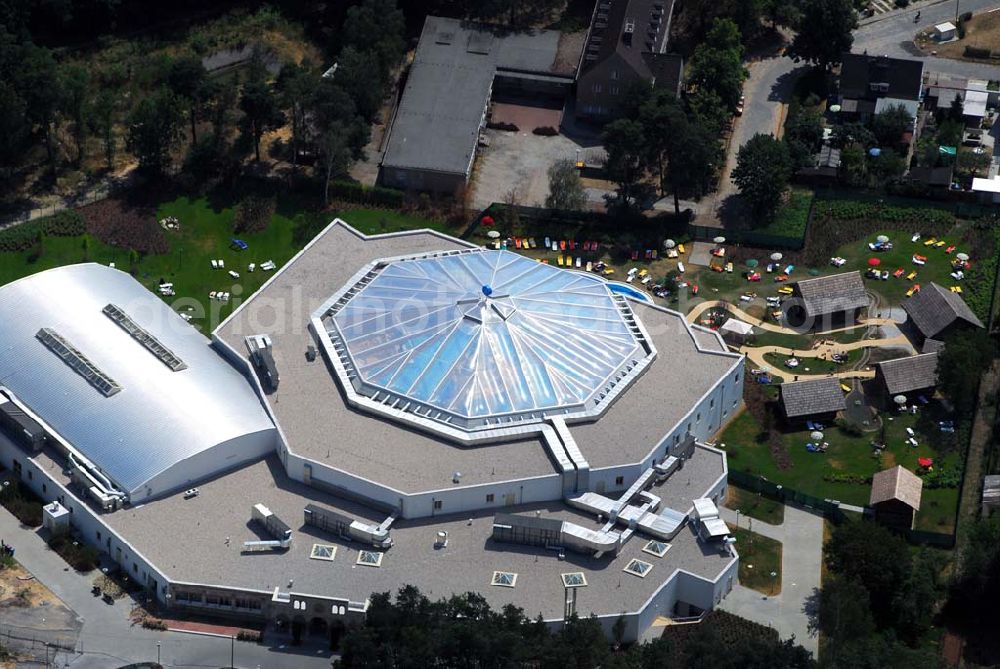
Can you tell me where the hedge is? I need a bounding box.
[0,210,86,253]
[328,181,404,208]
[824,201,953,226]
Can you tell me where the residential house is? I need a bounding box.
[788,271,868,329]
[870,465,922,531]
[780,377,846,423]
[874,353,938,404]
[575,0,683,121]
[838,53,924,122]
[901,282,984,348]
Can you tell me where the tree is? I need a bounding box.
[639,90,686,196]
[89,90,117,171]
[17,43,61,168]
[167,55,209,144]
[871,104,913,148]
[341,0,405,76]
[333,45,385,122]
[831,122,875,150]
[276,61,314,169]
[602,119,646,207]
[937,329,994,415]
[943,515,1000,661]
[545,159,586,210]
[58,63,90,164]
[687,19,747,109]
[731,134,793,223]
[0,81,29,177]
[824,521,911,629]
[763,0,802,29]
[239,53,284,162]
[817,575,876,643]
[784,109,824,168]
[838,144,867,187]
[317,122,352,205]
[789,0,857,68]
[688,89,730,135]
[668,122,723,212]
[958,148,991,177]
[125,88,184,175]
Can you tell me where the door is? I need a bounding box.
[504,494,516,507]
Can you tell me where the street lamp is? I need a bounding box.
[770,571,778,596]
[156,641,161,665]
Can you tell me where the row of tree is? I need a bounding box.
[334,584,814,668]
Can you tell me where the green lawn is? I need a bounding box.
[721,404,961,533]
[748,326,872,351]
[731,527,782,595]
[760,187,812,238]
[0,198,449,331]
[724,484,785,525]
[762,348,864,375]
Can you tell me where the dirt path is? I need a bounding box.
[686,299,897,334]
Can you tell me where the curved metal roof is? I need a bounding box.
[0,264,275,496]
[322,249,653,432]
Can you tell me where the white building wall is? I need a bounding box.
[0,435,170,601]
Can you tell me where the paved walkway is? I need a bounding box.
[719,505,823,656]
[686,300,897,334]
[0,508,334,668]
[740,334,912,380]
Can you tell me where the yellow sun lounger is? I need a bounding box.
[906,271,917,280]
[778,286,794,295]
[923,238,937,246]
[678,243,686,254]
[906,286,916,297]
[935,240,946,248]
[841,383,851,393]
[950,285,962,293]
[639,269,649,277]
[557,256,564,266]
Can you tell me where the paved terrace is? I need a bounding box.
[215,222,559,492]
[29,447,733,621]
[567,302,740,469]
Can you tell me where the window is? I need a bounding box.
[610,86,620,95]
[696,413,701,423]
[27,471,32,481]
[310,544,337,561]
[41,483,46,493]
[623,559,653,578]
[674,435,680,444]
[133,563,138,574]
[610,69,619,80]
[735,373,741,384]
[561,572,588,588]
[433,500,443,510]
[615,476,624,486]
[491,571,518,588]
[592,83,603,93]
[96,531,102,542]
[642,540,671,558]
[710,399,715,409]
[357,551,384,567]
[486,494,495,503]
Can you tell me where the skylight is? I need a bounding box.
[323,249,652,433]
[309,544,337,561]
[356,550,383,567]
[36,328,121,397]
[642,540,671,558]
[561,572,587,588]
[623,558,653,578]
[491,571,517,588]
[103,303,187,371]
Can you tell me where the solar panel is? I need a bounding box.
[36,328,121,397]
[103,304,187,372]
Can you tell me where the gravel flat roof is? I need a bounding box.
[215,223,558,492]
[90,448,733,621]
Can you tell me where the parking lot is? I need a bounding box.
[470,102,603,210]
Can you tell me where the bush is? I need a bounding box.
[233,195,275,234]
[957,17,967,39]
[48,532,100,572]
[80,199,167,255]
[142,618,168,630]
[964,46,992,59]
[0,481,43,527]
[327,181,404,207]
[823,472,872,485]
[487,121,519,132]
[921,465,961,489]
[961,10,973,21]
[532,126,559,136]
[0,210,86,253]
[237,629,261,642]
[836,418,864,437]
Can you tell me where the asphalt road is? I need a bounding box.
[855,0,1000,80]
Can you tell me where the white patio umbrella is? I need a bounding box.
[876,235,889,243]
[713,236,726,244]
[810,431,824,441]
[486,230,500,239]
[770,252,783,261]
[664,239,676,249]
[829,104,842,113]
[956,252,970,261]
[893,395,907,406]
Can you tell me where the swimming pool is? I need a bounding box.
[607,280,653,303]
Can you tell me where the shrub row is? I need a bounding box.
[823,472,873,485]
[0,481,43,527]
[921,465,961,489]
[825,201,953,226]
[48,532,100,572]
[0,210,86,253]
[328,181,404,208]
[964,46,993,59]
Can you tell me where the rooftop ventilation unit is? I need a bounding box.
[36,328,121,397]
[243,503,292,551]
[245,334,279,392]
[103,304,187,371]
[435,30,454,45]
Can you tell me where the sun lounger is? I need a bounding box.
[912,255,926,265]
[677,244,686,254]
[603,268,615,275]
[529,238,537,248]
[514,238,522,249]
[639,269,648,277]
[575,257,580,267]
[906,270,917,280]
[631,250,639,260]
[784,265,794,274]
[248,263,256,272]
[544,237,551,248]
[211,259,219,269]
[923,238,936,246]
[906,427,915,437]
[586,261,593,272]
[641,275,651,284]
[911,233,921,242]
[677,262,685,273]
[228,270,239,279]
[778,286,793,294]
[935,240,946,248]
[559,240,566,251]
[209,291,217,299]
[667,249,678,258]
[945,245,955,253]
[725,262,733,273]
[551,241,559,252]
[557,256,564,266]
[950,285,962,293]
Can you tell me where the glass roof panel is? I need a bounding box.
[329,250,648,424]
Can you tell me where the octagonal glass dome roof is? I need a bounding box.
[320,249,654,433]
